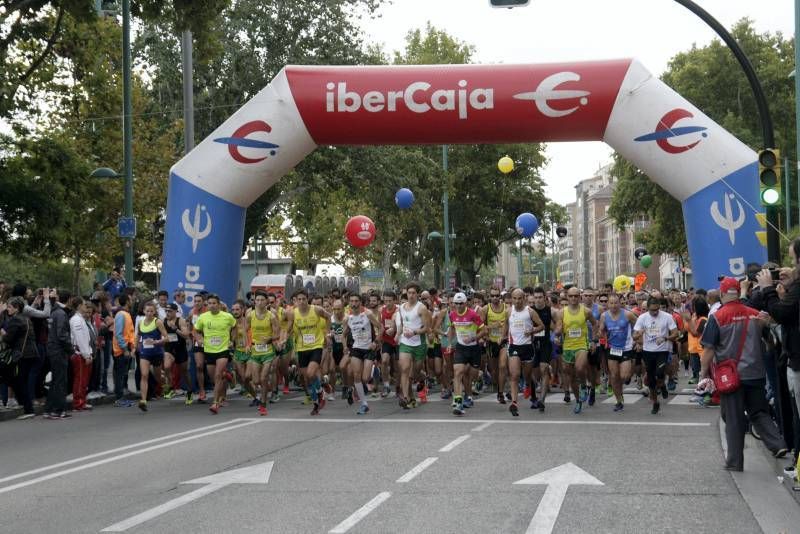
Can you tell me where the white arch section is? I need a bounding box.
[161,59,764,306]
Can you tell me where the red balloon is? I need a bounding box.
[344,215,376,248]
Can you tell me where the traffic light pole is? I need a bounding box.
[673,0,778,262]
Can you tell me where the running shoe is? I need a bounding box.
[197,390,207,403]
[594,384,602,394]
[509,401,519,417]
[318,395,327,410]
[249,398,259,407]
[399,397,410,410]
[273,390,282,402]
[783,464,796,477]
[667,378,677,391]
[58,412,72,419]
[523,386,531,399]
[441,389,452,400]
[303,394,312,405]
[453,403,465,416]
[419,387,428,404]
[346,387,354,405]
[282,382,290,395]
[660,385,669,399]
[573,399,582,414]
[579,385,588,403]
[474,380,484,393]
[310,402,319,416]
[505,391,513,401]
[185,392,193,406]
[258,405,268,416]
[409,398,418,409]
[687,377,698,385]
[606,385,613,396]
[588,388,596,406]
[382,385,391,398]
[163,389,175,400]
[564,392,571,403]
[651,402,660,415]
[463,396,474,408]
[538,400,545,413]
[530,399,541,410]
[497,392,507,405]
[209,403,219,414]
[483,371,492,387]
[613,402,624,412]
[223,371,234,384]
[138,400,148,412]
[357,404,370,415]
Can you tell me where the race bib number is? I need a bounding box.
[610,347,623,357]
[567,328,582,339]
[254,342,270,353]
[333,333,343,343]
[302,333,316,345]
[167,333,178,343]
[207,336,222,347]
[512,321,524,330]
[142,338,155,349]
[403,327,414,338]
[490,327,501,338]
[354,330,370,343]
[534,330,545,338]
[384,319,394,330]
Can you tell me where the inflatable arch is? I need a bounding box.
[162,59,765,306]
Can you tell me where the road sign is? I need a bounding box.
[514,462,604,534]
[117,217,136,238]
[102,461,274,532]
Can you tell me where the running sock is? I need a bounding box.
[358,382,369,403]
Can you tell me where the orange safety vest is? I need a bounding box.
[112,310,135,357]
[687,316,707,354]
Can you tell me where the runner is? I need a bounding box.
[193,294,236,414]
[135,302,169,412]
[247,291,280,415]
[292,289,332,416]
[448,292,486,416]
[163,303,192,404]
[270,293,294,398]
[343,293,382,415]
[481,288,509,404]
[560,286,598,414]
[532,287,559,412]
[598,294,637,412]
[231,300,255,404]
[397,282,431,409]
[189,293,208,403]
[633,296,679,414]
[379,291,399,398]
[329,299,350,400]
[439,293,454,400]
[506,288,545,416]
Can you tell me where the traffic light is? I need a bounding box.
[758,148,782,206]
[489,0,530,8]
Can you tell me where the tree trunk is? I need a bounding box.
[72,246,81,295]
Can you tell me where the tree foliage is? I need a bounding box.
[609,19,795,257]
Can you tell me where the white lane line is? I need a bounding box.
[396,457,438,483]
[101,483,224,532]
[329,492,392,533]
[471,421,494,432]
[254,417,710,427]
[439,434,471,452]
[0,418,246,486]
[0,420,259,495]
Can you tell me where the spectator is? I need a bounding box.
[707,289,721,316]
[45,291,74,419]
[156,290,170,320]
[1,297,39,419]
[701,277,788,471]
[173,289,186,316]
[69,297,93,411]
[102,268,127,302]
[757,238,800,475]
[11,283,53,320]
[112,294,135,407]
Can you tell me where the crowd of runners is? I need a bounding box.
[106,281,715,418]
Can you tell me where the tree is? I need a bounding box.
[0,0,228,119]
[609,19,795,257]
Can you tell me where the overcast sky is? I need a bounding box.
[361,0,795,206]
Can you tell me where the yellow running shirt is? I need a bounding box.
[562,306,589,351]
[293,307,325,351]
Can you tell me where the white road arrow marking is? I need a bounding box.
[514,462,603,534]
[101,461,274,532]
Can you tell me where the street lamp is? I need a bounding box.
[428,230,457,289]
[91,166,134,284]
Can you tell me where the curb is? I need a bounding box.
[718,417,800,532]
[0,393,124,422]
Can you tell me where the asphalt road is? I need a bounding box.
[0,381,793,534]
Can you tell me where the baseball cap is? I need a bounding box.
[167,302,179,311]
[719,277,740,296]
[453,292,467,304]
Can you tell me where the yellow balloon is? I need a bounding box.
[613,274,631,293]
[498,155,514,174]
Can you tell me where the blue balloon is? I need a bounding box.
[395,188,414,209]
[515,212,539,238]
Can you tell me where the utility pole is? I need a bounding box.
[121,0,134,285]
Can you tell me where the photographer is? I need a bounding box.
[756,238,800,474]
